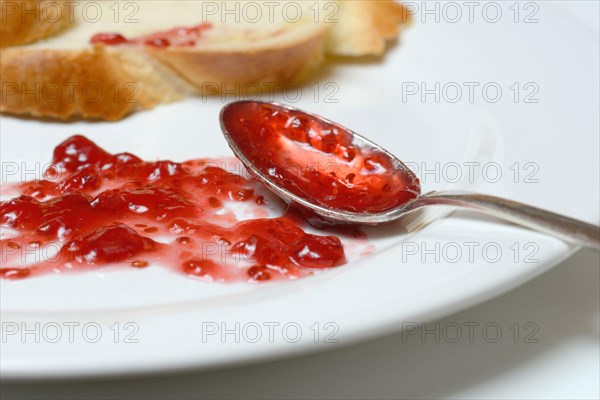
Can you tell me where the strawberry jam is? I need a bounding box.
[221,102,421,214]
[0,135,347,281]
[90,23,212,48]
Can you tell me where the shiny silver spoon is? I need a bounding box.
[220,101,599,250]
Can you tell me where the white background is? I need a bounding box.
[1,1,599,399]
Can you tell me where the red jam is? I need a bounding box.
[221,102,421,213]
[0,135,347,281]
[90,23,212,48]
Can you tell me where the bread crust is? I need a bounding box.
[151,25,327,93]
[0,0,71,47]
[0,46,188,120]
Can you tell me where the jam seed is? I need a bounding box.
[131,260,149,268]
[247,265,271,281]
[176,236,193,245]
[208,197,222,208]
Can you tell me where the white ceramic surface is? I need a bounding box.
[0,1,598,380]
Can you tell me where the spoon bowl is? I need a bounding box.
[220,100,421,225]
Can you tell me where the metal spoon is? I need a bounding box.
[220,101,599,250]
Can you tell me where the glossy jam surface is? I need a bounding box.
[90,23,212,48]
[221,102,421,214]
[0,136,348,281]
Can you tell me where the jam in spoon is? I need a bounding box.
[220,101,599,250]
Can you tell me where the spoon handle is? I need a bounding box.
[404,192,600,250]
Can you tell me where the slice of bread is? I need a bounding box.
[1,1,411,121]
[325,0,412,57]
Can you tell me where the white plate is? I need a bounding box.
[1,2,598,380]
